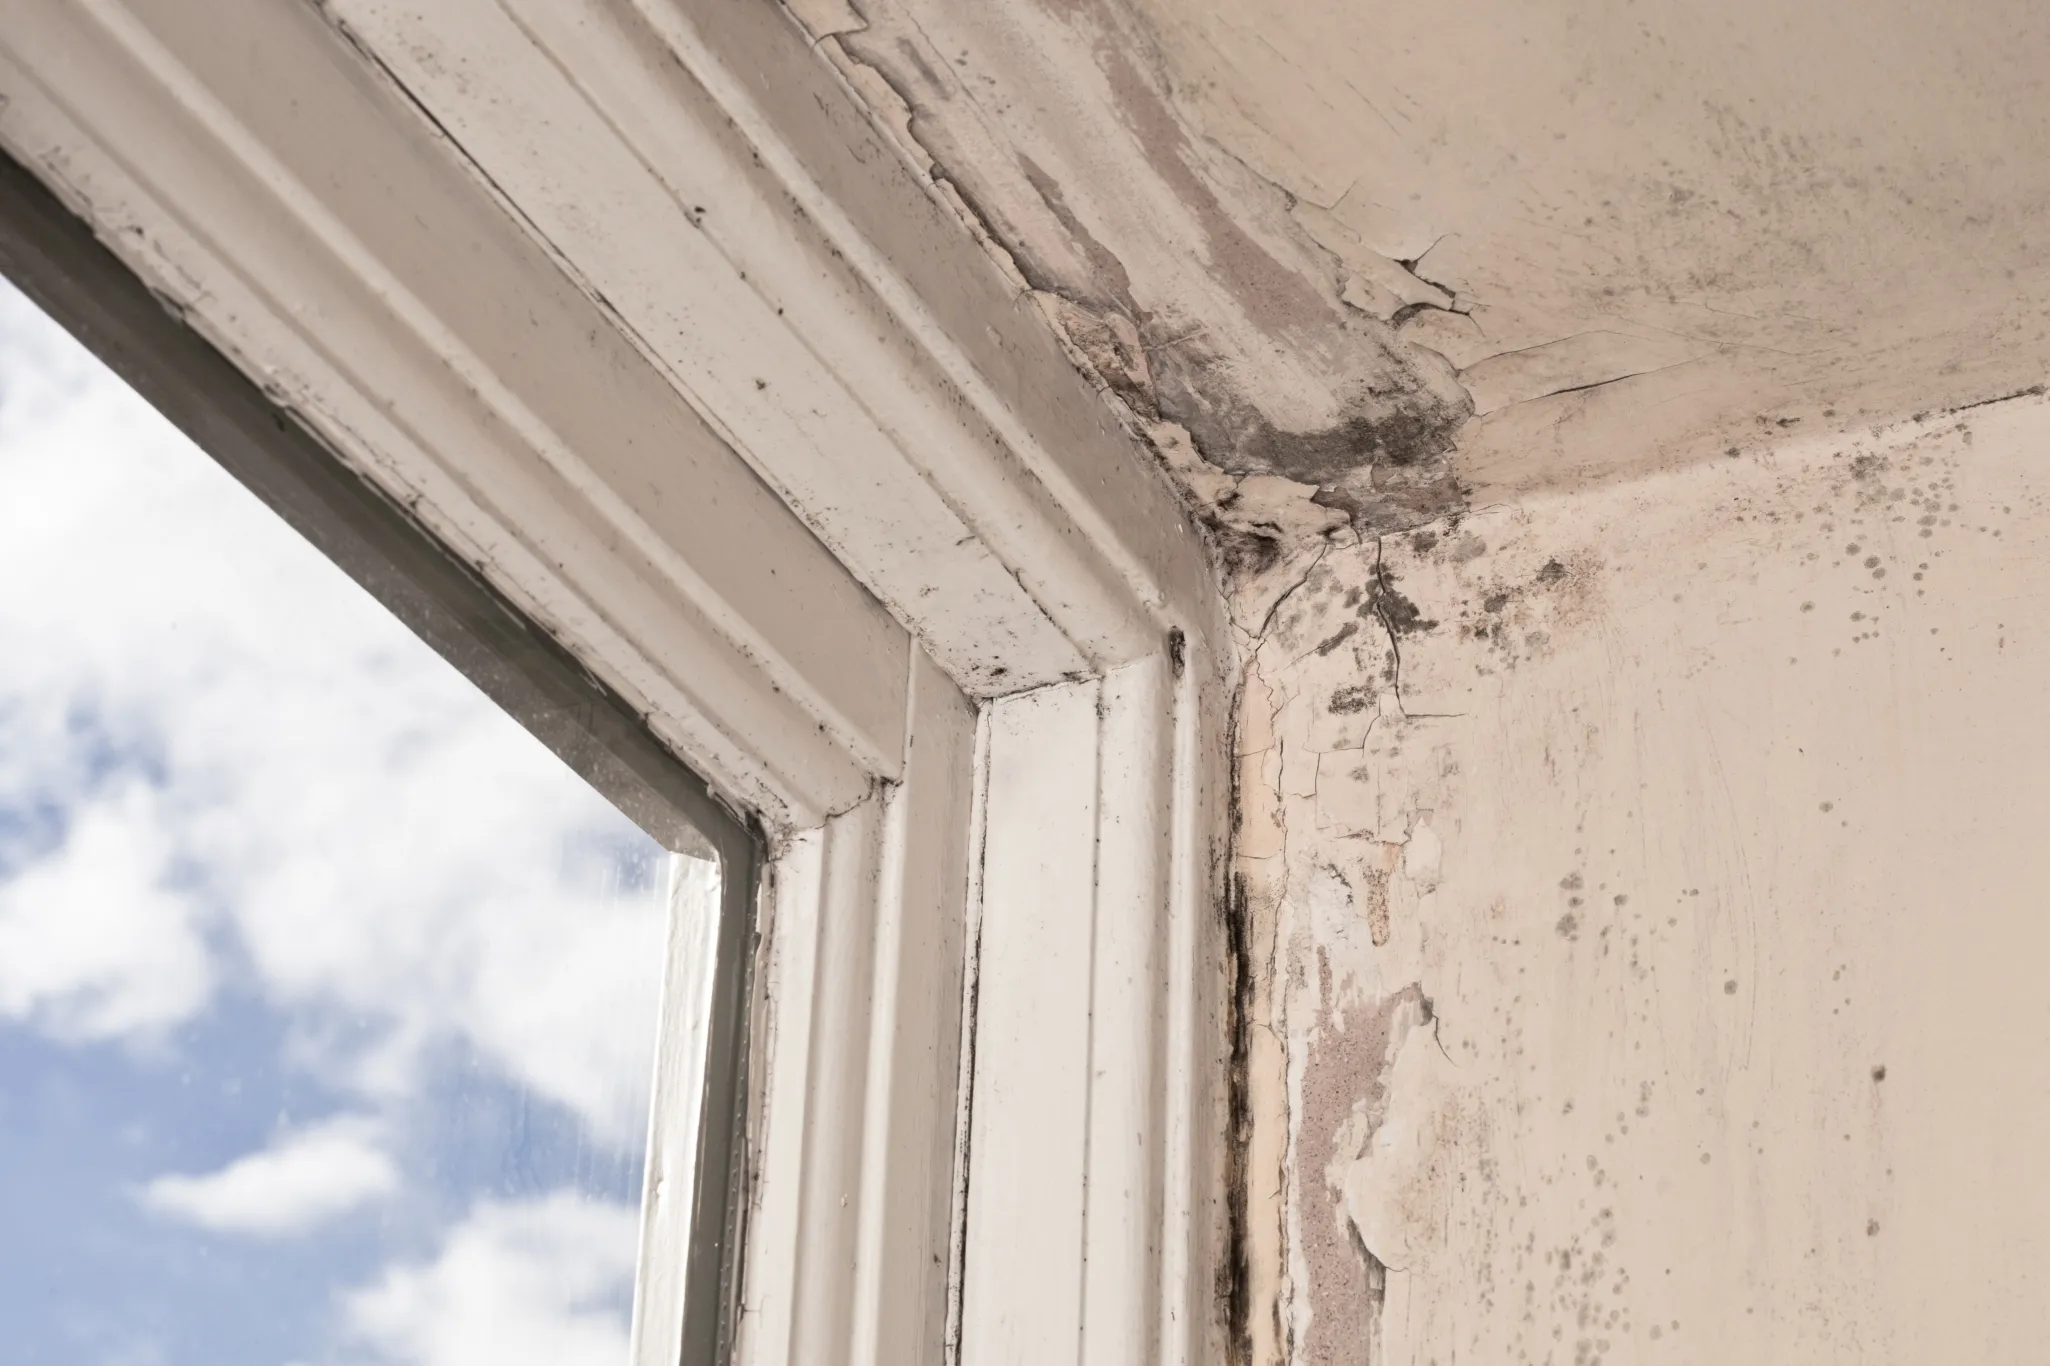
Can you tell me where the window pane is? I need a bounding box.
[0,277,712,1364]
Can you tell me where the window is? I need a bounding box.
[0,192,754,1364]
[0,3,1227,1355]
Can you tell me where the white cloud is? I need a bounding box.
[0,281,684,1144]
[0,783,213,1039]
[140,1115,398,1237]
[346,1193,638,1366]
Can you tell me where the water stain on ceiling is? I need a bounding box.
[789,0,2050,587]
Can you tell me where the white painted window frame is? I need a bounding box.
[0,2,1234,1363]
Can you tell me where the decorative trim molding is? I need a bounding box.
[0,1,1233,1360]
[0,0,898,827]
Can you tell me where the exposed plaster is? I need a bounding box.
[1233,388,2050,1362]
[783,3,2050,1361]
[790,0,1480,582]
[801,0,2050,569]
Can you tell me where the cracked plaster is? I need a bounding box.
[795,0,2050,573]
[783,0,2050,1359]
[1235,391,2050,1363]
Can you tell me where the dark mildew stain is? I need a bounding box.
[1220,868,1258,1364]
[1314,621,1361,656]
[841,0,1477,554]
[1202,512,1288,581]
[1098,46,1326,339]
[1098,42,1475,535]
[1015,153,1139,315]
[1365,559,1436,637]
[1255,392,1468,485]
[1329,683,1375,715]
[1153,350,1473,532]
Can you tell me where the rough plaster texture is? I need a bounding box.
[1129,0,2050,505]
[1237,393,2050,1362]
[796,0,1469,550]
[795,0,2050,569]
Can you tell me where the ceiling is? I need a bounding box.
[796,0,2050,559]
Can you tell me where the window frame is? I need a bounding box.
[0,2,1237,1362]
[0,145,764,1363]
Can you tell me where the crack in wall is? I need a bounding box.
[800,0,1477,582]
[1364,537,1429,717]
[1229,504,1488,1365]
[771,8,2050,1362]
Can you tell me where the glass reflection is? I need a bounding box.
[0,278,694,1366]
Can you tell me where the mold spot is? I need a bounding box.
[1329,684,1375,714]
[1366,560,1437,636]
[1314,622,1360,656]
[1202,515,1285,581]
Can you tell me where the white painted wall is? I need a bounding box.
[1238,392,2050,1363]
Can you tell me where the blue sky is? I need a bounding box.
[0,280,694,1365]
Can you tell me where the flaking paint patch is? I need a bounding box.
[1237,390,2050,1363]
[1133,0,2050,501]
[1292,978,1430,1365]
[808,0,2050,589]
[801,0,1476,573]
[782,4,2050,1357]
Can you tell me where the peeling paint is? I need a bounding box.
[1234,390,2050,1363]
[801,0,2050,582]
[787,2,2050,1359]
[796,0,1477,565]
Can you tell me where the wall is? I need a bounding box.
[794,0,2050,560]
[776,2,2050,1356]
[1236,392,2050,1363]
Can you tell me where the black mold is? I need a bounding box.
[1365,560,1436,637]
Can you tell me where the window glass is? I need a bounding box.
[0,278,709,1365]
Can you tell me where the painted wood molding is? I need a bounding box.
[0,1,1234,1362]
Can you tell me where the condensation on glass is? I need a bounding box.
[0,248,741,1361]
